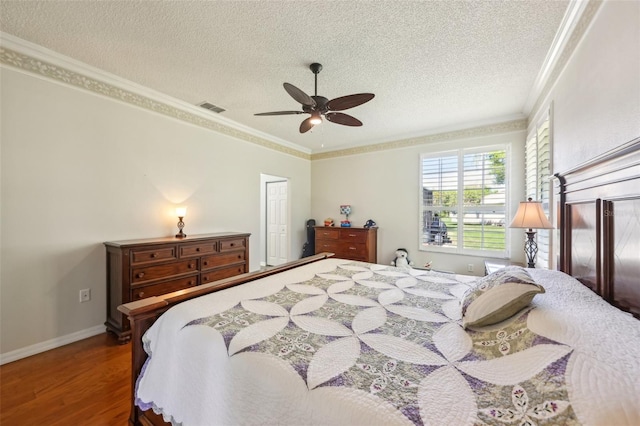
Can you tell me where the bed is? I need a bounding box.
[119,137,640,426]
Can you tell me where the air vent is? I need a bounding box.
[198,101,226,114]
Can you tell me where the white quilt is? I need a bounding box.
[136,258,640,425]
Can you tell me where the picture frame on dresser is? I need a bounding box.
[104,232,250,343]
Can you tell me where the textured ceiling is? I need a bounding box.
[0,1,569,154]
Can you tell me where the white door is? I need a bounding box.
[266,181,288,266]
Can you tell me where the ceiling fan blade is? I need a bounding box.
[327,93,375,111]
[254,111,304,116]
[283,83,316,107]
[325,112,363,127]
[299,116,315,133]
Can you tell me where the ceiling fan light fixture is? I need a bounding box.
[310,112,322,125]
[255,63,374,133]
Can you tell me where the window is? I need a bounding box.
[525,112,552,268]
[420,145,508,256]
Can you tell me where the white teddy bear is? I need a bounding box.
[391,248,414,269]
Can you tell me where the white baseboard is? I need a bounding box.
[0,324,106,365]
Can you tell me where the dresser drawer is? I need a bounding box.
[338,243,369,261]
[131,246,177,265]
[131,275,198,301]
[105,232,250,343]
[316,239,340,252]
[180,242,217,258]
[132,259,198,283]
[339,229,368,243]
[314,226,376,263]
[316,228,340,240]
[201,264,246,284]
[219,238,246,252]
[201,251,246,270]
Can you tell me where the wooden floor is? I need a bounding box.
[1,333,131,425]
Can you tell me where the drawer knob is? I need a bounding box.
[349,247,356,250]
[203,261,208,266]
[349,234,357,237]
[203,276,208,281]
[237,255,242,259]
[151,252,158,258]
[137,272,145,278]
[188,263,195,269]
[230,243,235,247]
[138,291,145,298]
[196,248,201,252]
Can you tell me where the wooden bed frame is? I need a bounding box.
[554,136,640,319]
[118,253,335,425]
[118,137,639,426]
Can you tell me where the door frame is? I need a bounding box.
[260,174,290,267]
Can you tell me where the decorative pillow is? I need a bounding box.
[461,266,544,328]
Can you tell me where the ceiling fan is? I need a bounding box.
[255,63,375,133]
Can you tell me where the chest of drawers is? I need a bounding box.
[105,232,250,342]
[314,226,377,263]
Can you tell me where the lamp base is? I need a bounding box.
[176,217,186,239]
[524,230,538,268]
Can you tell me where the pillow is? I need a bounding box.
[461,266,544,328]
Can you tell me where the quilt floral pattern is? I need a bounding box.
[185,263,577,425]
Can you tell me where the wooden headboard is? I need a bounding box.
[555,136,640,318]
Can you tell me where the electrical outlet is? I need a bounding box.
[79,288,91,303]
[467,264,474,272]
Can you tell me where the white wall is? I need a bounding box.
[312,0,640,275]
[538,0,640,172]
[2,0,637,362]
[526,0,639,270]
[311,131,526,274]
[0,67,311,357]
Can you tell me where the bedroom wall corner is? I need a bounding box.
[532,0,640,172]
[0,66,311,359]
[310,130,526,274]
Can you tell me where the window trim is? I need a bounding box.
[419,144,510,257]
[525,108,553,269]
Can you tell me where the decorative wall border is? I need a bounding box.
[311,119,527,160]
[1,0,596,162]
[312,0,600,160]
[0,45,311,161]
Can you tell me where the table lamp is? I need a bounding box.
[509,198,553,268]
[175,207,187,238]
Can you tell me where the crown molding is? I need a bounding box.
[525,0,602,120]
[1,0,599,165]
[0,32,311,160]
[311,119,527,160]
[323,1,601,161]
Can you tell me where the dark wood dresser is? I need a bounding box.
[104,232,250,342]
[314,226,377,263]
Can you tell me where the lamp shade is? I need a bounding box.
[176,207,187,217]
[509,198,553,229]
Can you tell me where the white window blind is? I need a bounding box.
[525,113,552,268]
[420,146,508,256]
